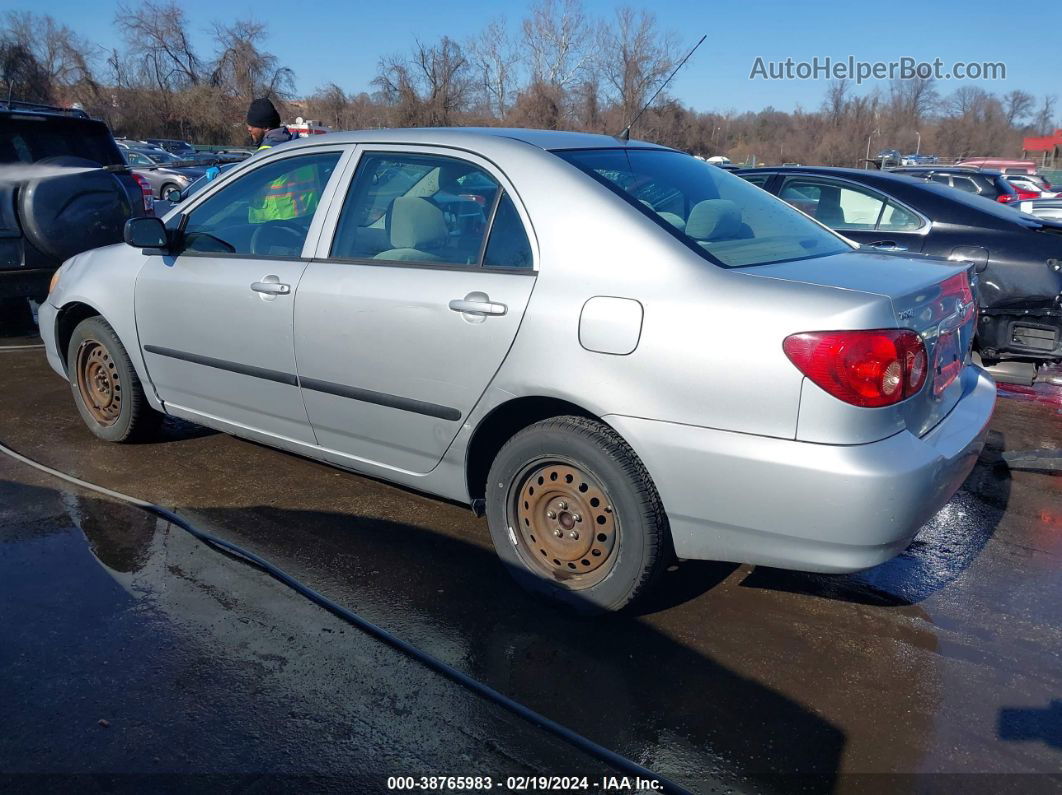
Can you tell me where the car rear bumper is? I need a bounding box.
[606,366,996,573]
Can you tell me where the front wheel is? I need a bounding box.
[485,416,670,612]
[67,316,161,442]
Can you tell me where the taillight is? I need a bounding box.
[1014,188,1041,201]
[783,329,928,408]
[996,193,1016,203]
[132,173,154,214]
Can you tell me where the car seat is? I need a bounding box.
[686,199,743,241]
[375,196,448,262]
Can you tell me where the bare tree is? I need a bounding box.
[1003,89,1035,127]
[211,19,294,103]
[374,36,471,127]
[115,1,201,89]
[887,76,937,122]
[308,82,349,129]
[1032,95,1057,133]
[468,17,520,118]
[522,0,591,89]
[596,8,677,132]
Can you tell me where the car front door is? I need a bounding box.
[293,147,537,473]
[777,175,927,254]
[134,148,346,442]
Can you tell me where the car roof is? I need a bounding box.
[739,165,1011,182]
[279,127,667,152]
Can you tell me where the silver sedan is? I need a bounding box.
[41,128,995,611]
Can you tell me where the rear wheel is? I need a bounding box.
[485,416,670,612]
[67,316,161,442]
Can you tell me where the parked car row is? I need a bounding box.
[738,165,1062,365]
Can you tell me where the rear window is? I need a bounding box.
[0,114,123,166]
[556,148,850,268]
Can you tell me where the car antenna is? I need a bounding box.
[615,34,706,143]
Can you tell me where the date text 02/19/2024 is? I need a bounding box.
[385,775,664,791]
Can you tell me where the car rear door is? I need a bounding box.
[777,175,928,254]
[293,146,537,474]
[135,147,348,442]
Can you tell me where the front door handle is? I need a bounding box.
[251,278,290,295]
[449,293,507,317]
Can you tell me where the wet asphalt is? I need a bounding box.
[0,331,1060,794]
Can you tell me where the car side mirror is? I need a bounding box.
[124,216,169,250]
[164,188,183,203]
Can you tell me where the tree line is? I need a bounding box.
[1,1,1056,164]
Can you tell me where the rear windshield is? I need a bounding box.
[556,148,850,268]
[0,115,123,166]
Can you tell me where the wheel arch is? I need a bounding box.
[465,395,607,508]
[55,301,104,369]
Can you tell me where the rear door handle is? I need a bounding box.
[251,279,290,295]
[869,241,907,252]
[449,295,507,316]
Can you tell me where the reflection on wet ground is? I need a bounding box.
[1,349,1060,792]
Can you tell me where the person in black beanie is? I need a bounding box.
[246,97,296,150]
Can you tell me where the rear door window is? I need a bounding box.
[779,178,885,230]
[330,152,509,267]
[951,176,979,193]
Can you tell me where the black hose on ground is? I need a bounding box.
[0,437,692,795]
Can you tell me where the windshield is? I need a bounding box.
[556,148,850,268]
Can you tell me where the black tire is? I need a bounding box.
[485,415,670,613]
[67,316,161,442]
[159,182,177,199]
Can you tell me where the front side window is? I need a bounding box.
[331,152,514,267]
[556,149,849,268]
[181,151,340,257]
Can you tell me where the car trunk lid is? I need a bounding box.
[748,250,977,437]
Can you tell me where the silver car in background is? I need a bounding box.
[40,128,995,611]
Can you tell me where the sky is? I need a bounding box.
[15,0,1062,117]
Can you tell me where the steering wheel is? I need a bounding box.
[249,222,305,256]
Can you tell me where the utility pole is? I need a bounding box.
[865,128,879,169]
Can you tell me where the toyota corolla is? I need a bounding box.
[41,128,995,611]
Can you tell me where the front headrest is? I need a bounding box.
[388,197,448,250]
[686,199,742,241]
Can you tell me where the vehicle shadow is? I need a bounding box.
[736,429,1010,607]
[2,477,850,794]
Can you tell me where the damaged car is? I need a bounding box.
[738,166,1062,365]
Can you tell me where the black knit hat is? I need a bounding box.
[246,97,281,129]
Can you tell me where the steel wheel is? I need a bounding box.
[74,339,122,427]
[509,459,619,589]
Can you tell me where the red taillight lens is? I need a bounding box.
[1014,188,1041,200]
[783,329,928,408]
[132,173,154,214]
[996,193,1015,203]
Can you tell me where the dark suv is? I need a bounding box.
[1,100,149,313]
[887,166,1020,203]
